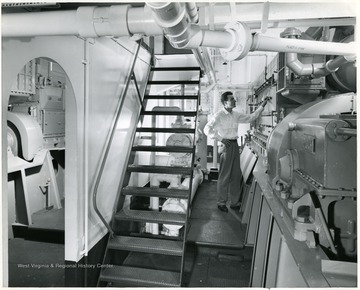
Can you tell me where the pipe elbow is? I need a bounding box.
[146,2,185,28]
[286,53,310,75]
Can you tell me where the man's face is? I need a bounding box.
[224,94,236,109]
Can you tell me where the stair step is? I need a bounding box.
[147,80,199,85]
[132,145,194,153]
[127,165,192,175]
[108,236,183,256]
[141,110,197,116]
[151,66,201,71]
[122,186,189,199]
[115,209,186,225]
[100,265,181,287]
[144,95,198,100]
[136,127,195,134]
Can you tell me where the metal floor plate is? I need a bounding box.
[188,180,246,248]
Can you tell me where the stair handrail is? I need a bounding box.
[92,40,143,238]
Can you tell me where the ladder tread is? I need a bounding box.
[122,186,189,199]
[136,127,195,133]
[144,95,198,100]
[147,80,199,85]
[127,165,192,175]
[100,265,181,287]
[141,110,197,116]
[132,145,194,153]
[151,66,201,71]
[98,64,201,287]
[115,209,186,225]
[142,111,197,116]
[108,236,183,256]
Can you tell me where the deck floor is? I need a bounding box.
[8,179,253,287]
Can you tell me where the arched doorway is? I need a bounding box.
[6,57,74,286]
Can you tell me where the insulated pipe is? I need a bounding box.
[2,10,79,36]
[186,2,199,24]
[2,5,162,37]
[201,30,234,48]
[146,2,233,50]
[186,1,216,86]
[147,2,356,59]
[284,26,352,77]
[326,56,349,72]
[286,53,345,76]
[192,47,216,84]
[3,4,357,60]
[127,6,163,36]
[251,33,356,56]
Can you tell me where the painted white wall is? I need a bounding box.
[2,36,151,264]
[2,36,85,264]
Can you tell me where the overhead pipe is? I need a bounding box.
[184,2,217,86]
[185,2,199,24]
[192,47,216,85]
[250,33,355,57]
[281,28,353,77]
[2,5,163,37]
[2,3,357,61]
[146,2,234,50]
[286,53,350,77]
[146,3,356,61]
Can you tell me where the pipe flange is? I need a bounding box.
[325,119,351,141]
[220,22,252,61]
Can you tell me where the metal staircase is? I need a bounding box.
[98,66,201,287]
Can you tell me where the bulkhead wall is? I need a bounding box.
[2,36,150,263]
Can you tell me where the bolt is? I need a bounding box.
[288,122,297,131]
[275,183,283,191]
[280,191,289,199]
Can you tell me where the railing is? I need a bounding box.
[91,40,144,238]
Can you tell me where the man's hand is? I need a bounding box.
[221,139,232,148]
[261,96,271,107]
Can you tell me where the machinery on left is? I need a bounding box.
[7,58,65,238]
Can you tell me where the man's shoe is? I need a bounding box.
[230,205,241,211]
[217,205,228,213]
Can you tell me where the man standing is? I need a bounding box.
[204,91,268,212]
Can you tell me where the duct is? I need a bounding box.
[146,2,233,50]
[286,53,350,77]
[250,33,356,57]
[185,2,199,24]
[3,3,357,61]
[282,28,354,77]
[192,47,216,85]
[2,5,163,37]
[126,6,164,36]
[185,2,217,87]
[147,2,356,61]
